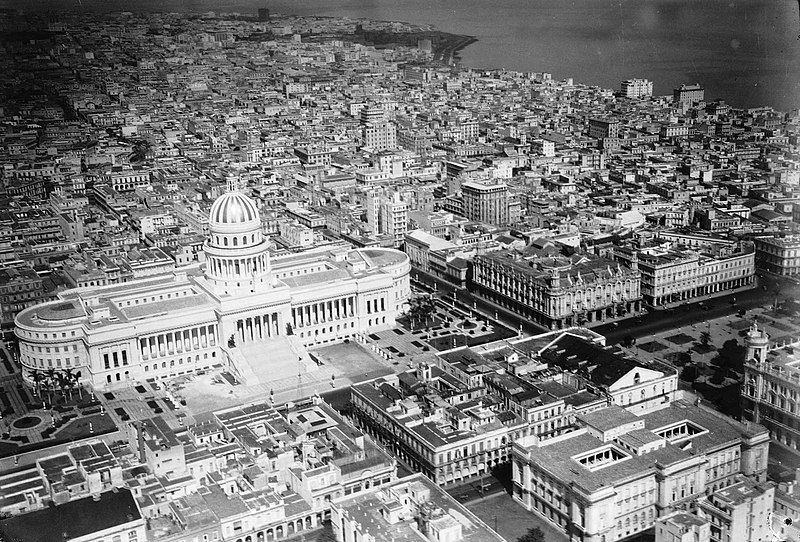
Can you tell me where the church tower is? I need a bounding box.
[203,192,272,296]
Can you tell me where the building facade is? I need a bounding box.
[512,401,770,542]
[741,324,800,462]
[634,245,755,306]
[471,250,642,330]
[621,79,653,99]
[14,192,411,390]
[461,181,509,226]
[754,235,800,276]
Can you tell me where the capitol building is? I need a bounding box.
[14,192,411,389]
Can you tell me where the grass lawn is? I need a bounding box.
[466,493,568,542]
[56,413,116,440]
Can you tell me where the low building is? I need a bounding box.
[351,371,527,486]
[754,235,800,276]
[632,244,755,306]
[0,488,145,542]
[695,478,775,542]
[655,511,710,542]
[330,473,506,542]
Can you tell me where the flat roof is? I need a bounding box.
[0,488,141,542]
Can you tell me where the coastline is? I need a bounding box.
[432,33,478,65]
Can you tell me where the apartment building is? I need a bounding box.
[695,478,775,542]
[632,244,755,306]
[754,235,800,276]
[621,79,654,99]
[350,371,528,486]
[461,180,510,226]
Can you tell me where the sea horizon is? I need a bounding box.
[6,0,800,112]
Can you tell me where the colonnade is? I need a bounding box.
[291,297,355,328]
[235,312,280,344]
[140,325,216,360]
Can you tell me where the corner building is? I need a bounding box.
[15,192,411,389]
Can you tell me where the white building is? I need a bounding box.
[621,79,654,99]
[15,192,411,390]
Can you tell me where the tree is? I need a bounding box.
[30,369,43,398]
[45,368,57,404]
[407,294,436,330]
[517,526,545,542]
[56,372,70,403]
[700,330,712,347]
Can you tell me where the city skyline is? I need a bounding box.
[0,6,798,542]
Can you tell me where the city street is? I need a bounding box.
[412,267,800,347]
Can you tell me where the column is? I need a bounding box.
[201,327,207,348]
[273,313,280,336]
[292,308,297,328]
[208,325,216,346]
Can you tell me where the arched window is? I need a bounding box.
[223,237,228,246]
[233,237,238,246]
[633,372,641,384]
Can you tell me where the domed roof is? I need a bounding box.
[209,192,259,225]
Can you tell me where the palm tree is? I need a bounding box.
[64,368,81,400]
[408,294,436,330]
[57,372,73,402]
[46,368,57,404]
[30,369,43,398]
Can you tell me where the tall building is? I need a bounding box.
[15,192,411,390]
[461,180,509,225]
[621,78,654,98]
[380,193,408,248]
[673,84,705,107]
[363,122,397,151]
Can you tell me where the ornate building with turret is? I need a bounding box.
[742,322,800,462]
[14,192,411,389]
[471,249,642,330]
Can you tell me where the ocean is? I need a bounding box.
[10,0,800,111]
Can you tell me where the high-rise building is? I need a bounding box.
[461,180,509,225]
[673,84,705,106]
[621,78,654,98]
[363,121,397,151]
[380,193,408,248]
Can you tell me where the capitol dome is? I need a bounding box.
[209,192,259,226]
